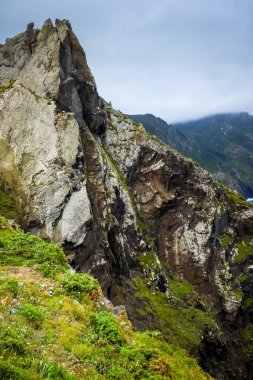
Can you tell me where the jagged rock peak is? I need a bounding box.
[0,20,144,293]
[1,21,253,379]
[0,18,105,133]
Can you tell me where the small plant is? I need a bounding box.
[239,326,253,342]
[220,234,234,249]
[18,304,44,327]
[169,276,195,301]
[138,251,161,271]
[0,190,16,219]
[0,215,14,231]
[91,311,125,345]
[215,181,250,208]
[60,272,98,300]
[0,79,15,96]
[145,132,170,149]
[235,238,253,262]
[0,324,28,355]
[0,277,19,297]
[40,362,76,380]
[0,361,28,380]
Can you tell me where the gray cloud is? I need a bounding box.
[1,0,253,122]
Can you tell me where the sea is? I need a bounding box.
[247,198,253,204]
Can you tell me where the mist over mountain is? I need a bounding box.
[1,20,253,380]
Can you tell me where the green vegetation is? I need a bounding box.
[0,79,15,96]
[134,275,216,350]
[235,238,253,262]
[89,127,139,222]
[145,132,170,149]
[214,180,249,207]
[60,272,98,301]
[233,288,243,301]
[136,251,216,350]
[127,114,175,150]
[130,113,253,198]
[17,304,44,328]
[0,231,69,278]
[239,326,253,345]
[0,190,16,219]
[132,120,141,127]
[91,311,125,345]
[0,214,214,379]
[239,273,247,283]
[0,215,16,233]
[100,145,145,231]
[243,298,253,307]
[0,141,24,223]
[19,83,53,105]
[138,250,161,271]
[220,234,234,249]
[169,277,196,300]
[223,187,248,205]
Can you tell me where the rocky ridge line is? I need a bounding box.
[0,20,253,379]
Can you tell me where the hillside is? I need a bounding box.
[0,20,253,379]
[128,113,189,153]
[129,113,253,198]
[175,113,253,197]
[0,211,214,379]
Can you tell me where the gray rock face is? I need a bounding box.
[0,19,143,293]
[1,20,253,380]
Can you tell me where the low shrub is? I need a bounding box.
[0,361,28,380]
[91,311,125,345]
[60,272,98,300]
[18,304,44,327]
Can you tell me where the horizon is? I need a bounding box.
[128,110,253,125]
[1,0,253,123]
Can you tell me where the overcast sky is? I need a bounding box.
[1,0,253,123]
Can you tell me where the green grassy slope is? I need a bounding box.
[0,212,214,379]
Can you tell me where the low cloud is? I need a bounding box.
[1,0,253,123]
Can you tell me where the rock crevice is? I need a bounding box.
[1,19,253,380]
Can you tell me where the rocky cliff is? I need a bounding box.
[175,113,253,198]
[129,113,253,198]
[1,20,253,379]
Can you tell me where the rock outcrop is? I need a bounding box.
[1,20,253,379]
[130,113,253,198]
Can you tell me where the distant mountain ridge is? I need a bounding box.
[128,112,253,198]
[128,113,188,150]
[2,20,253,379]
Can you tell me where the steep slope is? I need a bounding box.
[128,113,190,153]
[175,113,253,198]
[129,113,253,197]
[0,215,214,379]
[1,20,253,379]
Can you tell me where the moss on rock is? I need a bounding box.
[235,238,253,262]
[0,216,215,379]
[133,275,217,350]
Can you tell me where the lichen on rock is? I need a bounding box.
[1,19,253,380]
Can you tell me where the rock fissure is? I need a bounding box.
[0,19,253,380]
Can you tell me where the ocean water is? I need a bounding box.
[247,198,253,204]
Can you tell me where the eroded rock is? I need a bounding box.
[1,19,253,380]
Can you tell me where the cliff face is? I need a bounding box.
[130,113,253,198]
[175,113,253,198]
[1,20,253,379]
